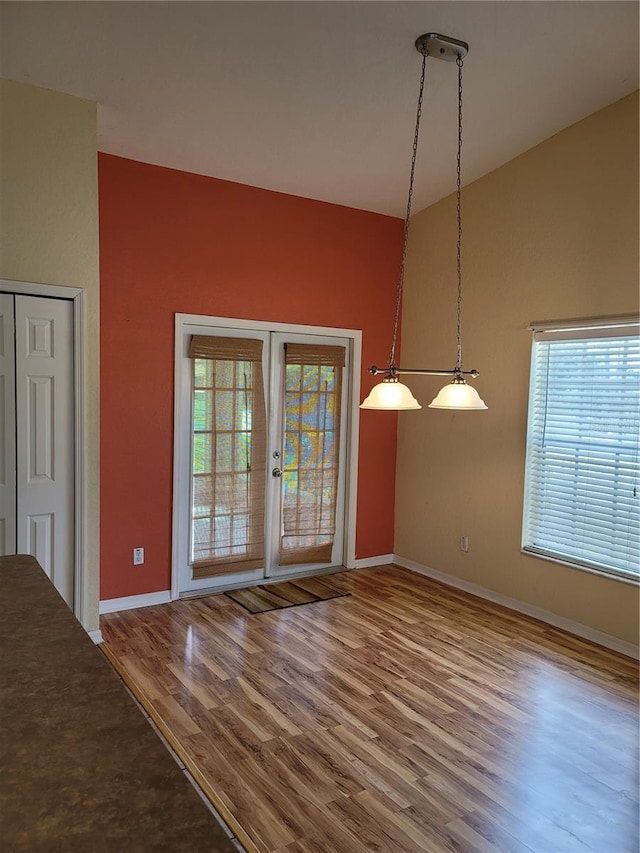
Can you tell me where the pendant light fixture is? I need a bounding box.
[361,33,487,412]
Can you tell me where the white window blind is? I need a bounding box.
[522,322,639,581]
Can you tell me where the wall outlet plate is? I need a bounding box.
[133,547,144,565]
[460,536,469,552]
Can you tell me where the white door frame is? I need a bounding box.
[0,280,88,626]
[172,312,362,601]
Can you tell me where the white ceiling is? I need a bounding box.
[1,1,638,217]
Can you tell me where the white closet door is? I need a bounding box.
[0,294,16,556]
[15,296,74,606]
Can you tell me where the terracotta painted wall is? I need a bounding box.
[99,154,402,600]
[395,92,639,646]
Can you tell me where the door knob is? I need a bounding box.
[272,467,282,478]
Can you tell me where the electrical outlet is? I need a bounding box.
[460,535,469,553]
[133,547,145,566]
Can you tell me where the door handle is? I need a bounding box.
[272,467,282,478]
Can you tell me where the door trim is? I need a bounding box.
[0,280,87,626]
[171,313,362,601]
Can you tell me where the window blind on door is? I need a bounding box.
[189,335,266,578]
[522,324,639,580]
[279,343,345,566]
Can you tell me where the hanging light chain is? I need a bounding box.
[388,49,427,372]
[455,54,464,373]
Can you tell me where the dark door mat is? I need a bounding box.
[225,576,350,614]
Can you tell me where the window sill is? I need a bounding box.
[521,548,639,586]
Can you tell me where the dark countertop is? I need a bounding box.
[0,555,237,852]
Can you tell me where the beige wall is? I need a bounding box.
[0,79,100,632]
[396,92,639,646]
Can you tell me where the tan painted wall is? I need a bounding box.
[396,92,639,646]
[0,79,100,632]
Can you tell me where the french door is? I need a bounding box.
[176,324,352,595]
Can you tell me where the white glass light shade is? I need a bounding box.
[361,378,422,410]
[428,379,487,410]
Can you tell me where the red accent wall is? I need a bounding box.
[99,154,403,600]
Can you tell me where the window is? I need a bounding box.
[522,320,639,581]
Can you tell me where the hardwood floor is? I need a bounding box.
[101,566,639,853]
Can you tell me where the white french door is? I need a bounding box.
[0,294,75,605]
[174,320,354,595]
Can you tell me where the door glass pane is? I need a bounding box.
[190,344,266,577]
[280,346,345,565]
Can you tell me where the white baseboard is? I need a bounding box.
[393,554,639,660]
[353,553,394,569]
[99,590,172,615]
[88,629,103,644]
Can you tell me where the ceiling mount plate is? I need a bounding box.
[415,33,469,61]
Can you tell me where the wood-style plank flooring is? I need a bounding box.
[101,566,639,853]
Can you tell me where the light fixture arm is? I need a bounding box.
[369,366,480,378]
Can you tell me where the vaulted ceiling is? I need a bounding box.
[1,1,637,216]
